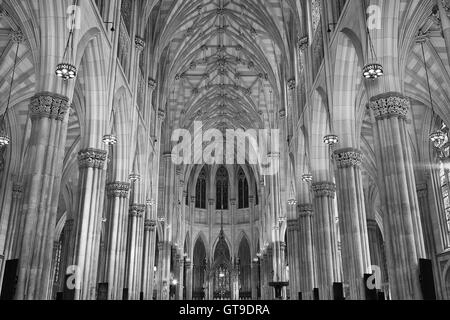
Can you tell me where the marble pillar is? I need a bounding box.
[185,259,193,300]
[297,204,315,300]
[73,148,108,300]
[286,219,299,299]
[16,92,69,300]
[5,184,24,260]
[312,182,341,300]
[125,204,145,300]
[142,219,157,300]
[333,148,371,299]
[370,93,426,299]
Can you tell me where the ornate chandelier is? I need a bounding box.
[102,134,118,146]
[56,8,77,80]
[302,173,313,183]
[363,2,383,80]
[323,134,339,146]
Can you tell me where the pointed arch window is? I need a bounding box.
[216,167,229,210]
[196,168,206,209]
[238,169,249,209]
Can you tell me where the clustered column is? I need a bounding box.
[73,148,108,300]
[312,182,341,300]
[297,204,315,300]
[370,93,426,299]
[333,148,371,299]
[125,204,145,300]
[104,181,130,300]
[16,92,69,300]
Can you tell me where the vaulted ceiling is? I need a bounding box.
[149,0,300,133]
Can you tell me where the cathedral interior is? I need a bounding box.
[0,0,450,301]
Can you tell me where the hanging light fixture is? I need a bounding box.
[0,33,21,147]
[55,3,77,80]
[418,37,445,147]
[129,173,141,181]
[287,199,297,206]
[102,134,118,146]
[302,173,313,183]
[323,134,339,146]
[362,1,384,80]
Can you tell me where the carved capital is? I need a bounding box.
[134,36,145,51]
[334,148,363,169]
[287,219,299,231]
[144,219,157,231]
[158,109,166,120]
[78,148,107,169]
[297,204,313,217]
[312,182,336,198]
[106,181,130,198]
[29,92,69,121]
[12,184,24,199]
[148,77,158,91]
[129,204,146,218]
[287,78,296,90]
[370,93,410,120]
[297,35,309,51]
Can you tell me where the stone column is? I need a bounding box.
[4,184,24,260]
[260,255,267,300]
[370,93,426,300]
[142,219,157,300]
[125,204,145,300]
[251,260,259,300]
[73,148,108,300]
[177,255,185,300]
[297,204,315,300]
[185,259,193,300]
[333,148,371,299]
[287,218,300,299]
[312,182,341,300]
[266,246,274,300]
[104,181,130,300]
[16,93,70,300]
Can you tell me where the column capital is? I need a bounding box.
[78,148,108,169]
[158,109,166,120]
[208,199,215,206]
[333,148,363,169]
[145,219,157,231]
[287,219,299,231]
[297,203,313,217]
[297,35,309,51]
[29,92,69,121]
[134,36,145,51]
[287,78,296,90]
[65,218,75,230]
[369,92,410,120]
[230,199,237,206]
[366,219,378,230]
[106,181,130,198]
[129,204,146,218]
[12,183,24,199]
[312,182,336,198]
[148,77,158,91]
